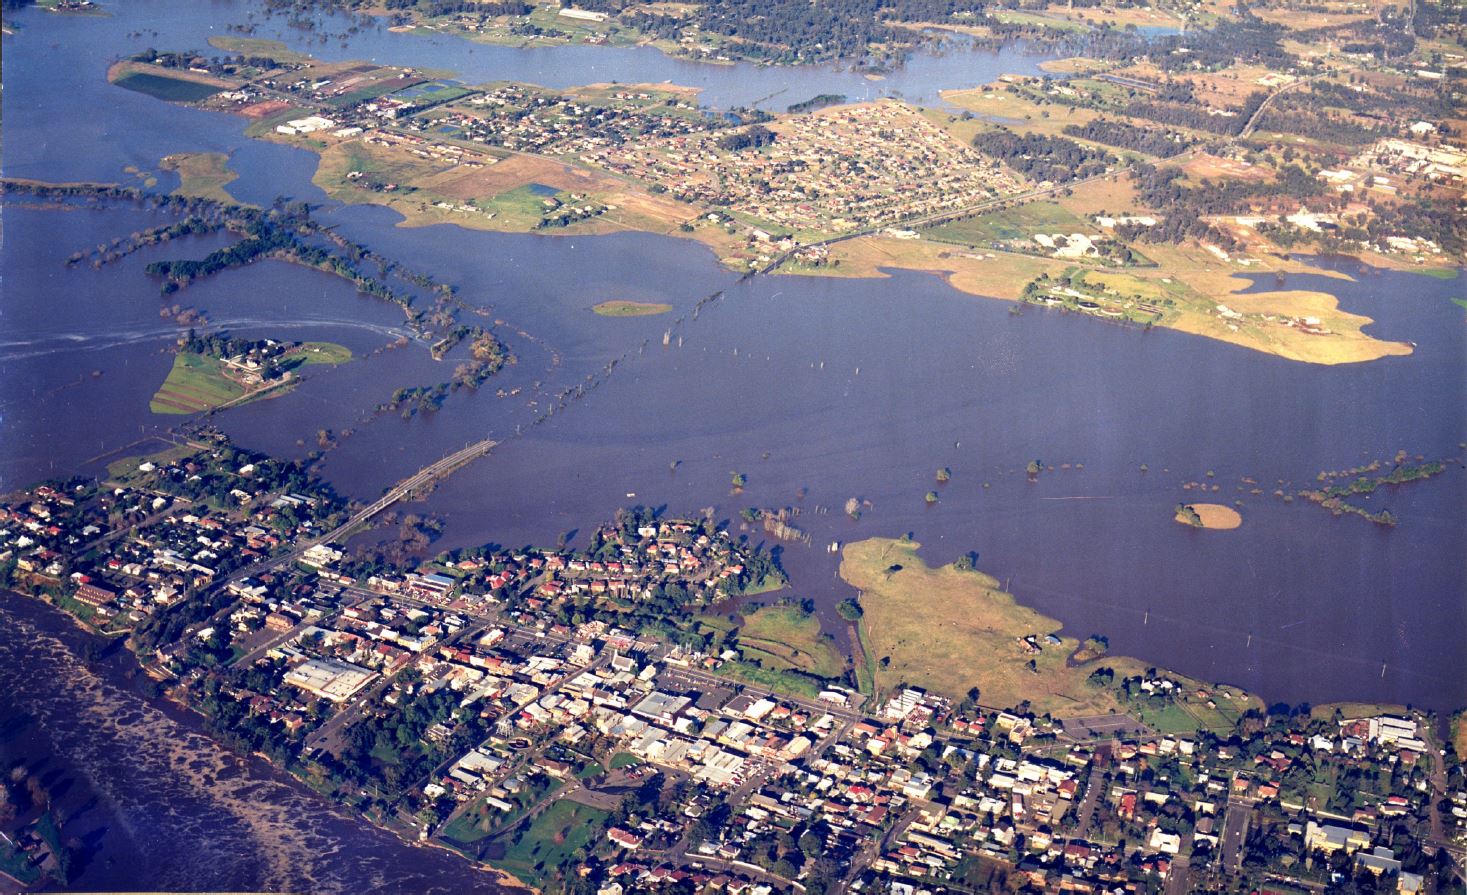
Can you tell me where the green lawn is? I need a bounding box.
[113,72,223,102]
[150,353,251,415]
[609,752,639,770]
[105,443,197,481]
[491,799,610,887]
[736,604,844,679]
[714,659,826,700]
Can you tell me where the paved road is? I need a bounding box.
[1220,797,1254,875]
[1072,760,1107,838]
[1162,833,1194,895]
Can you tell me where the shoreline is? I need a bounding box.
[0,586,536,893]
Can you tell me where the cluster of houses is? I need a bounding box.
[427,84,711,156]
[0,458,338,630]
[8,440,1462,894]
[585,100,1025,236]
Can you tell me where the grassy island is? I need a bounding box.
[592,300,673,317]
[160,152,239,203]
[150,340,351,415]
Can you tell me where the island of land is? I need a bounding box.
[160,151,240,203]
[1174,502,1244,529]
[150,337,351,415]
[591,299,674,318]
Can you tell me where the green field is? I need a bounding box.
[490,799,610,887]
[104,443,198,481]
[991,10,1088,30]
[1412,267,1460,280]
[161,152,239,203]
[150,342,350,415]
[151,352,250,414]
[592,300,673,317]
[736,604,845,679]
[925,201,1087,246]
[479,184,563,228]
[714,659,827,699]
[608,752,639,770]
[113,72,223,102]
[842,537,1125,715]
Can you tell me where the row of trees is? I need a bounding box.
[971,130,1116,183]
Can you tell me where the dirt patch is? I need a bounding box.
[240,99,293,119]
[1176,503,1243,529]
[425,154,611,201]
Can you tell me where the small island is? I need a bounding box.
[151,333,351,415]
[592,300,673,318]
[1174,502,1243,530]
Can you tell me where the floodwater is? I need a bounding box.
[1,0,1465,889]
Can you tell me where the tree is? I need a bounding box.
[936,466,951,482]
[924,491,939,504]
[836,597,862,621]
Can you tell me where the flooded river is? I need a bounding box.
[1,1,1464,888]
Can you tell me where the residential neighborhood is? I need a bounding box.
[2,437,1462,894]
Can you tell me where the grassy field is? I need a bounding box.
[735,604,845,679]
[925,201,1087,246]
[113,71,224,102]
[161,152,239,203]
[793,234,1413,365]
[991,10,1088,30]
[104,443,197,481]
[150,342,350,415]
[593,300,674,317]
[489,799,610,887]
[206,36,314,64]
[714,659,827,700]
[151,353,250,415]
[843,537,1264,722]
[1310,702,1410,721]
[842,537,1124,716]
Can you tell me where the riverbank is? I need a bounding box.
[789,235,1415,365]
[0,590,517,893]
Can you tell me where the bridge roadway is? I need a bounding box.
[249,438,498,580]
